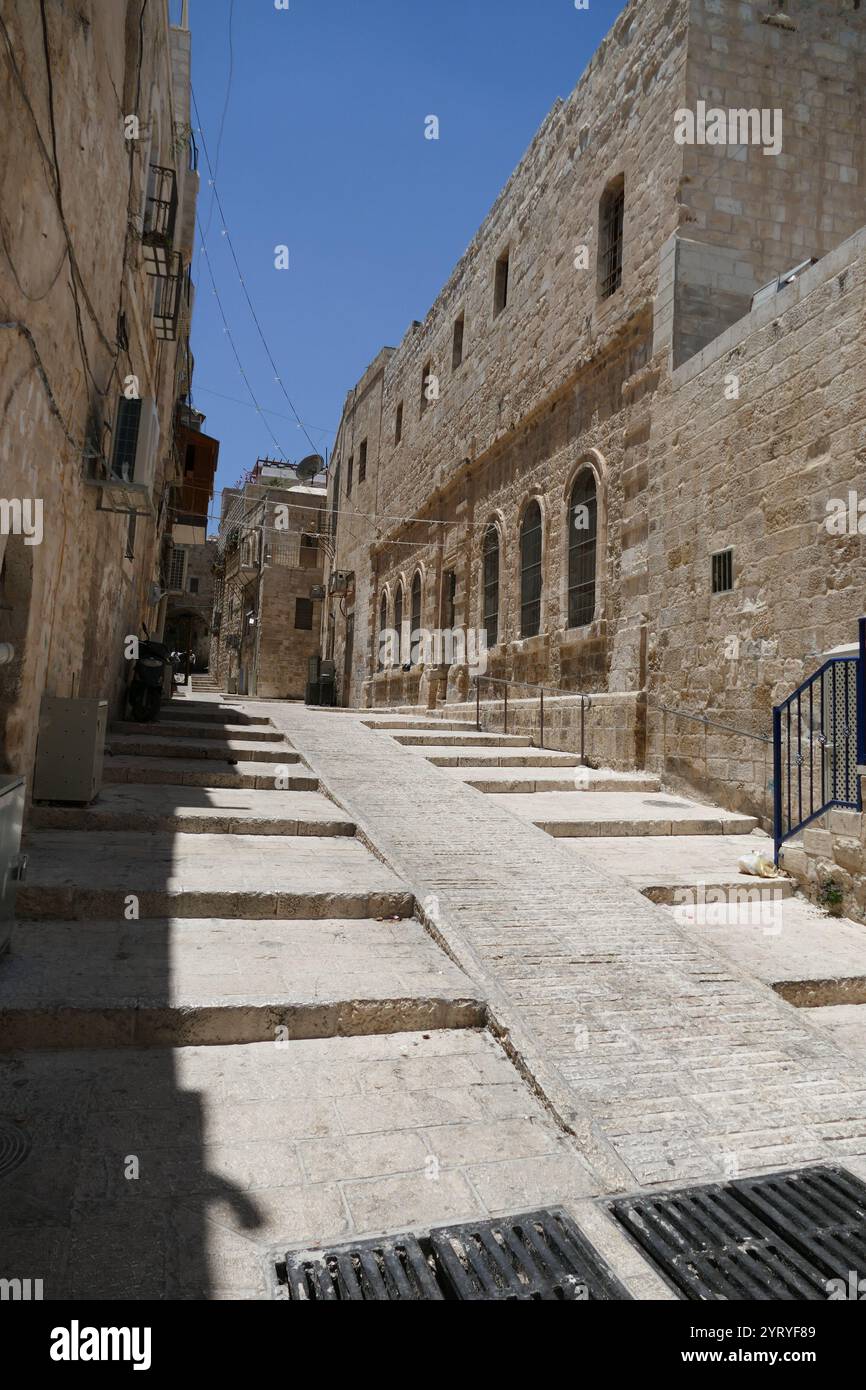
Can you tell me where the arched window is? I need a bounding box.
[520,501,542,638]
[394,584,404,665]
[410,571,422,665]
[378,591,388,671]
[482,525,500,648]
[568,470,598,628]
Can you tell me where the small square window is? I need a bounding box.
[295,597,314,630]
[711,548,733,595]
[188,576,199,594]
[494,250,510,316]
[452,313,465,370]
[358,439,367,483]
[395,402,403,444]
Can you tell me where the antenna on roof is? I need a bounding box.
[296,453,324,483]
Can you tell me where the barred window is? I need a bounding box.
[599,176,624,300]
[482,526,499,649]
[378,590,388,670]
[410,571,422,665]
[394,583,404,664]
[568,470,598,628]
[520,502,542,638]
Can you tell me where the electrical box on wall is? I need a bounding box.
[329,570,355,595]
[32,697,108,804]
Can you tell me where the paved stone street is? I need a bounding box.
[265,703,866,1191]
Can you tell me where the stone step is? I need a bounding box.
[17,832,413,921]
[667,894,866,1006]
[807,1004,866,1063]
[390,731,532,747]
[28,786,354,837]
[424,748,584,768]
[494,791,758,837]
[103,756,318,790]
[106,735,294,764]
[361,718,483,732]
[111,721,283,743]
[568,833,789,899]
[0,918,484,1049]
[440,765,661,793]
[165,703,271,726]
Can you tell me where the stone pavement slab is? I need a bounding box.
[808,1005,866,1064]
[491,790,758,836]
[18,831,413,921]
[0,918,484,1047]
[29,785,354,836]
[0,1030,606,1299]
[259,704,866,1192]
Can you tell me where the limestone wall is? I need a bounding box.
[0,0,195,785]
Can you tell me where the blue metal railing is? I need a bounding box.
[773,617,866,862]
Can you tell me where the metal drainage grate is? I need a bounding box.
[610,1164,866,1301]
[429,1208,631,1300]
[279,1208,632,1301]
[281,1233,447,1301]
[0,1119,31,1180]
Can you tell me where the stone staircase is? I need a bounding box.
[4,697,485,1051]
[363,711,866,1061]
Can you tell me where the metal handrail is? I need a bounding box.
[471,673,591,755]
[647,699,771,745]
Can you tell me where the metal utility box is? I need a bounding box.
[0,776,26,956]
[32,696,108,804]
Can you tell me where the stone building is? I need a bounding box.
[0,0,202,786]
[211,461,327,698]
[164,406,219,670]
[323,0,866,819]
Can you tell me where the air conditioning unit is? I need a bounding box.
[310,584,326,601]
[329,570,354,595]
[109,397,160,493]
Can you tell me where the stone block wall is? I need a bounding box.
[0,0,196,788]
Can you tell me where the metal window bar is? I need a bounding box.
[483,527,499,649]
[520,503,542,638]
[568,472,597,628]
[600,185,624,299]
[773,651,862,862]
[410,575,422,666]
[142,164,178,275]
[153,253,183,340]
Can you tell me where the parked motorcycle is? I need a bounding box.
[127,626,171,723]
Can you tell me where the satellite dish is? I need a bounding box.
[296,453,324,483]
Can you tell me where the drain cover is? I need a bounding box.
[610,1165,866,1300]
[280,1208,631,1301]
[430,1208,631,1300]
[282,1233,446,1300]
[0,1118,31,1179]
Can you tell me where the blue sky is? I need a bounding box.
[184,0,629,521]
